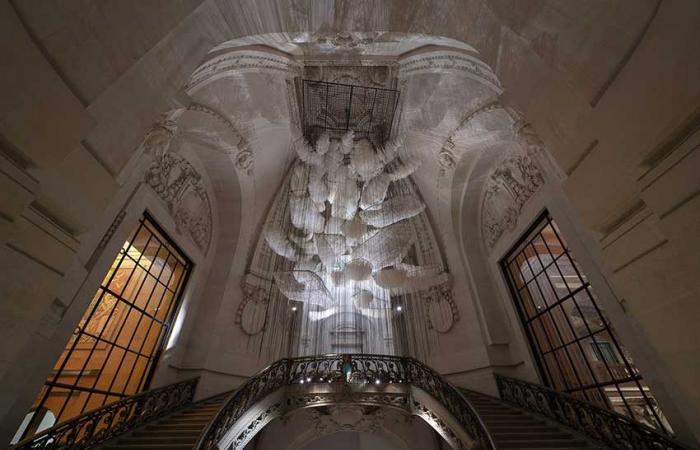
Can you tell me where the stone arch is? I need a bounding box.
[447,105,546,378]
[141,104,246,382]
[253,405,439,450]
[216,383,484,450]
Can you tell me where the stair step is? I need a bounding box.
[498,441,589,449]
[482,419,546,425]
[163,417,211,424]
[489,425,560,433]
[117,436,197,445]
[171,412,217,419]
[480,411,526,417]
[103,445,192,450]
[494,432,574,440]
[146,424,204,432]
[131,430,200,438]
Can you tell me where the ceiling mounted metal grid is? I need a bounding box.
[301,79,400,146]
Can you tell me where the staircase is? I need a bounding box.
[463,390,605,449]
[100,393,229,450]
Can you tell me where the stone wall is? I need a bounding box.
[0,0,698,445]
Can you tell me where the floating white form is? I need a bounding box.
[359,195,425,227]
[265,132,450,321]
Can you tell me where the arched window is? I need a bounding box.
[501,211,672,433]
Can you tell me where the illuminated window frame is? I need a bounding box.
[19,213,192,440]
[501,211,671,434]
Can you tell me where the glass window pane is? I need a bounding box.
[21,215,191,439]
[167,264,186,291]
[540,224,564,256]
[146,283,167,318]
[533,271,559,308]
[550,305,575,345]
[500,212,671,435]
[528,319,551,353]
[539,314,563,349]
[518,285,539,319]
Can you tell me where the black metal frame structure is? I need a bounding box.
[301,79,400,146]
[20,213,192,441]
[500,211,670,434]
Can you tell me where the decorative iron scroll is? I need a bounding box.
[195,354,495,450]
[301,80,400,146]
[495,374,692,450]
[9,378,198,450]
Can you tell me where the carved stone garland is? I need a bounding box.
[143,120,213,253]
[480,152,544,248]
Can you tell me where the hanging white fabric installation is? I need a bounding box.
[244,127,456,360]
[265,132,448,312]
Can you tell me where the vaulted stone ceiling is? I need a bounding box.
[169,32,511,363]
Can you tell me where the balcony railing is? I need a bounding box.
[495,374,692,450]
[195,354,495,450]
[8,377,198,450]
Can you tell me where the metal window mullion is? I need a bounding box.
[76,329,150,358]
[141,254,193,392]
[543,219,637,417]
[117,249,176,396]
[44,382,128,399]
[523,283,589,323]
[512,263,543,322]
[53,228,155,423]
[95,240,167,405]
[24,222,145,437]
[504,264,559,388]
[519,251,571,292]
[540,327,608,356]
[122,253,177,294]
[529,243,604,404]
[525,244,590,397]
[100,286,165,324]
[538,225,624,408]
[77,239,162,414]
[504,220,550,266]
[564,375,645,393]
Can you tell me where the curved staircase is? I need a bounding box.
[100,393,229,450]
[11,358,690,450]
[463,390,602,450]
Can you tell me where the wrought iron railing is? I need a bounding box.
[8,377,198,450]
[195,354,495,450]
[495,374,693,450]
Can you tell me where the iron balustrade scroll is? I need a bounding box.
[195,354,495,450]
[495,374,693,450]
[8,377,198,450]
